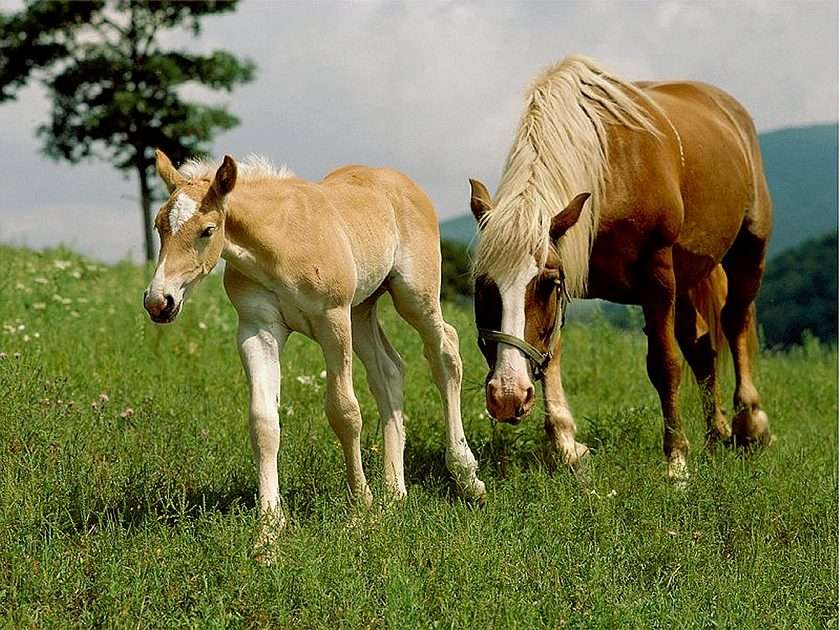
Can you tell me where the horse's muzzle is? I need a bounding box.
[485,378,535,423]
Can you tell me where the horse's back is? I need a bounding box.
[642,81,770,282]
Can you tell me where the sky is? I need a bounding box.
[0,0,837,262]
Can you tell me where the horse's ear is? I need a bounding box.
[550,193,591,241]
[212,155,237,199]
[156,149,184,193]
[469,178,493,225]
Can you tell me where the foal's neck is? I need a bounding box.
[219,185,280,286]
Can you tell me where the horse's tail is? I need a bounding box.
[687,264,730,369]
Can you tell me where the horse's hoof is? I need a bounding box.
[667,452,689,491]
[253,546,278,566]
[733,409,772,449]
[704,415,733,451]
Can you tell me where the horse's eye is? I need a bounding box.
[200,225,215,238]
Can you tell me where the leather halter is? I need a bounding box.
[478,275,571,381]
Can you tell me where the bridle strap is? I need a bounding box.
[478,280,570,381]
[478,329,551,374]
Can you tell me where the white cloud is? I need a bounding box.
[0,0,836,262]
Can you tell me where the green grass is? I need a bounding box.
[0,245,836,628]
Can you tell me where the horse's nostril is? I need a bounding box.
[161,294,175,315]
[524,386,535,407]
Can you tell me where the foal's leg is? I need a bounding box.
[351,299,408,499]
[674,294,731,446]
[722,232,772,447]
[316,307,373,505]
[237,318,288,550]
[389,278,486,500]
[542,349,589,467]
[642,248,689,483]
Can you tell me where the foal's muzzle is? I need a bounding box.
[144,290,181,324]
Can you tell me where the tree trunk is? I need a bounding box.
[137,164,155,262]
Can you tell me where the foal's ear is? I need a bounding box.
[155,149,184,193]
[469,178,493,225]
[212,155,237,199]
[550,193,591,241]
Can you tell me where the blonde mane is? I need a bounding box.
[473,55,664,297]
[179,154,294,183]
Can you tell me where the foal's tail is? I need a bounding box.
[687,264,730,369]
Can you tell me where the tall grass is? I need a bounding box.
[0,245,836,627]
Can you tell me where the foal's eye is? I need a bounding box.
[200,225,215,238]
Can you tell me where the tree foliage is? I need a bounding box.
[0,0,255,260]
[757,232,838,348]
[440,238,473,304]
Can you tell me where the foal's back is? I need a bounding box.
[320,165,444,298]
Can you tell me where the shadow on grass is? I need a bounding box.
[62,470,259,534]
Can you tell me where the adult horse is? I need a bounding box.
[469,56,772,481]
[144,151,486,548]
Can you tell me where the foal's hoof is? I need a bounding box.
[253,511,287,566]
[733,408,773,450]
[446,447,486,503]
[562,441,591,469]
[459,477,487,504]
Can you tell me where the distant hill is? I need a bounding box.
[440,124,839,256]
[760,124,838,255]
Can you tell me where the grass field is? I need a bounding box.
[0,245,837,628]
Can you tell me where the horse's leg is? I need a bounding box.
[351,299,407,500]
[642,248,689,483]
[237,318,289,556]
[674,293,731,446]
[722,230,772,447]
[388,277,486,501]
[316,307,373,505]
[542,350,589,467]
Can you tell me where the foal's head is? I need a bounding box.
[144,150,237,324]
[469,178,590,423]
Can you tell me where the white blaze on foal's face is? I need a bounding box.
[169,192,199,235]
[143,151,237,324]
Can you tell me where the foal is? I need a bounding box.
[144,151,485,540]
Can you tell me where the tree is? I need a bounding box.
[0,0,255,261]
[439,238,473,303]
[757,232,838,348]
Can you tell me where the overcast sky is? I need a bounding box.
[1,0,837,262]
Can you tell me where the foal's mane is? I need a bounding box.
[179,154,294,183]
[473,55,663,297]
